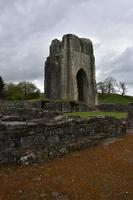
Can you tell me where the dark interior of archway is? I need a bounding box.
[76,69,87,101]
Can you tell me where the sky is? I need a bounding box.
[0,0,133,94]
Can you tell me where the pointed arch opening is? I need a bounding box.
[76,69,88,102]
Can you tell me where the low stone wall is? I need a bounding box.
[0,115,126,165]
[0,100,62,120]
[2,100,133,114]
[97,103,133,112]
[127,110,133,128]
[0,100,95,114]
[33,100,95,112]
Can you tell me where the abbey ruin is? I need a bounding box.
[0,34,131,165]
[45,34,96,106]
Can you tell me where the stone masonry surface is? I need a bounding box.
[0,112,126,165]
[45,34,96,106]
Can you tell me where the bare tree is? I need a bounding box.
[97,77,128,96]
[119,82,127,96]
[104,77,116,94]
[96,81,107,94]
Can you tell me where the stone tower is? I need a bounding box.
[45,34,96,106]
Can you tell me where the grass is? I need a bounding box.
[65,111,127,119]
[98,93,133,104]
[27,93,133,105]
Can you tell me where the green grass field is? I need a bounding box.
[98,93,133,104]
[37,93,133,105]
[65,111,127,119]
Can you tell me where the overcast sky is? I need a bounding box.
[0,0,133,94]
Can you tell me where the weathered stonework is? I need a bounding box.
[0,101,127,165]
[128,109,133,128]
[45,34,96,106]
[97,103,133,112]
[0,114,126,165]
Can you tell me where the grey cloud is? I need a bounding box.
[97,47,133,88]
[0,0,133,94]
[0,0,71,80]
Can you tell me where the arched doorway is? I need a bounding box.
[76,69,88,102]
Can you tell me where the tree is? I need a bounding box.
[97,77,128,96]
[4,83,23,100]
[5,81,41,100]
[17,81,40,99]
[104,77,116,94]
[0,76,5,97]
[96,81,107,94]
[119,82,127,96]
[97,77,116,94]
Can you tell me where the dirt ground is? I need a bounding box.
[0,134,133,200]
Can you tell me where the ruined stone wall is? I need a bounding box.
[0,100,95,114]
[45,34,96,106]
[97,103,133,112]
[0,115,126,165]
[0,100,61,120]
[1,100,133,113]
[128,109,133,129]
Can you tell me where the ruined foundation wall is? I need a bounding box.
[0,115,126,165]
[97,103,133,112]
